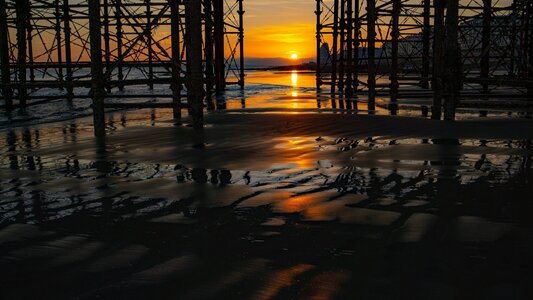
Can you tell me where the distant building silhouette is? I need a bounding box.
[320,43,330,67]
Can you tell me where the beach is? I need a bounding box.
[1,76,533,298]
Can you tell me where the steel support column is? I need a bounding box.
[63,0,73,98]
[55,0,64,87]
[481,0,492,93]
[367,0,376,108]
[421,0,431,89]
[204,0,214,93]
[316,0,322,89]
[0,0,12,109]
[433,0,445,119]
[353,0,359,94]
[331,0,339,95]
[214,0,225,93]
[16,0,29,107]
[443,0,461,120]
[185,0,204,129]
[89,0,106,137]
[345,0,354,98]
[170,0,182,119]
[390,0,400,104]
[238,0,245,88]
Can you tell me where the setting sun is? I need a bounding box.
[291,53,298,60]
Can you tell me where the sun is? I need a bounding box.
[291,53,298,60]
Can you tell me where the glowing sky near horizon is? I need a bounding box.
[244,0,317,59]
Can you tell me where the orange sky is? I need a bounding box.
[244,0,318,59]
[21,1,321,62]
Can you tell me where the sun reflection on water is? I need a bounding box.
[291,71,298,87]
[271,136,327,169]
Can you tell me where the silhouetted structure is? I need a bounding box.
[317,0,533,119]
[0,0,245,135]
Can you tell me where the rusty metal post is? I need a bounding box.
[170,0,182,119]
[331,0,339,95]
[185,0,204,129]
[238,0,245,88]
[390,0,400,104]
[367,0,376,108]
[481,0,491,93]
[0,0,12,109]
[89,0,106,137]
[63,0,73,98]
[443,0,461,121]
[421,0,430,89]
[432,0,445,119]
[214,0,225,93]
[16,0,29,107]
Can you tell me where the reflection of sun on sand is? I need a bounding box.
[39,113,533,172]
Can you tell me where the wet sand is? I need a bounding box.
[1,105,533,299]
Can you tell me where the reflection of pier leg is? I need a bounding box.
[22,128,36,171]
[7,130,19,170]
[89,0,106,138]
[432,139,461,230]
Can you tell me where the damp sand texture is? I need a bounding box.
[1,111,533,299]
